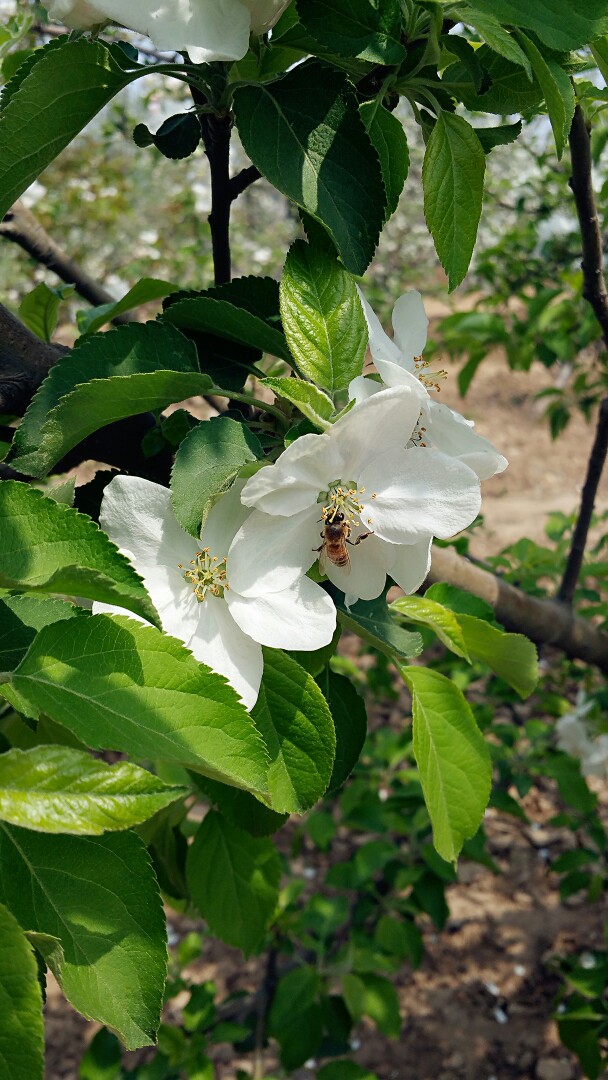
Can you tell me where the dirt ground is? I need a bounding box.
[43,330,608,1079]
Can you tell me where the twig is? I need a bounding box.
[1,202,129,317]
[190,82,233,286]
[429,545,608,672]
[556,105,608,604]
[228,164,262,201]
[253,946,277,1080]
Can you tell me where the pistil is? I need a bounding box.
[178,548,229,602]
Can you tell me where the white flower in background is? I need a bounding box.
[350,289,508,482]
[47,0,290,63]
[93,475,336,709]
[556,693,608,778]
[228,386,482,606]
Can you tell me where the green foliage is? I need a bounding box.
[233,61,385,274]
[279,240,367,393]
[0,902,44,1080]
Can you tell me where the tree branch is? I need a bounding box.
[228,164,261,201]
[1,201,129,315]
[556,104,608,604]
[0,302,67,414]
[429,546,608,673]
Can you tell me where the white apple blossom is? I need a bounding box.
[228,386,482,606]
[350,289,508,482]
[47,0,290,63]
[93,474,336,709]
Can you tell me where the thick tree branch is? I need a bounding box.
[1,201,129,315]
[0,302,67,414]
[556,105,608,604]
[429,546,608,673]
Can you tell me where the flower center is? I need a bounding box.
[319,481,376,529]
[413,354,447,393]
[178,548,229,602]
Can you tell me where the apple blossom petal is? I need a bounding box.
[99,475,198,576]
[383,535,433,594]
[348,375,381,405]
[422,401,508,480]
[391,291,429,363]
[359,447,481,544]
[240,433,334,514]
[225,576,336,650]
[91,602,148,624]
[322,531,388,602]
[243,0,291,33]
[201,478,250,554]
[189,594,263,710]
[228,506,320,596]
[48,0,106,28]
[330,386,422,476]
[357,286,402,367]
[91,0,252,62]
[373,357,428,399]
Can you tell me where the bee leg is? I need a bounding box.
[313,542,324,552]
[352,531,373,546]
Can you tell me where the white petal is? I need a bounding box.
[360,447,481,544]
[48,0,106,28]
[91,601,148,624]
[93,0,252,62]
[357,287,402,367]
[422,401,508,480]
[189,594,263,710]
[391,291,429,362]
[226,576,336,649]
[348,375,381,404]
[227,506,320,596]
[240,433,334,514]
[201,478,250,553]
[330,385,422,476]
[98,475,200,636]
[322,530,388,602]
[383,536,433,594]
[373,357,428,400]
[243,0,290,33]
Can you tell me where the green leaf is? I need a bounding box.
[464,0,608,51]
[279,240,367,393]
[329,589,423,661]
[342,972,400,1037]
[391,595,470,659]
[590,37,608,85]
[0,825,166,1049]
[0,747,186,834]
[171,417,263,537]
[3,615,269,795]
[186,810,280,954]
[297,0,405,64]
[516,32,574,158]
[443,46,543,114]
[0,38,143,220]
[251,648,335,814]
[261,376,334,429]
[317,669,367,792]
[360,102,409,222]
[161,293,290,362]
[0,595,82,673]
[19,282,72,343]
[78,1028,122,1080]
[78,278,178,337]
[268,965,322,1070]
[191,774,288,837]
[0,902,44,1080]
[401,665,491,863]
[474,120,522,153]
[0,482,158,625]
[422,112,485,291]
[133,111,201,160]
[233,60,384,275]
[451,8,532,76]
[456,614,538,698]
[9,321,208,477]
[425,581,496,623]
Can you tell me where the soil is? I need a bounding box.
[44,321,608,1079]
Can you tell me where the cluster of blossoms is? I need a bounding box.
[556,693,608,778]
[48,0,290,63]
[97,291,506,709]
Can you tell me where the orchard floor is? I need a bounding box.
[44,346,608,1079]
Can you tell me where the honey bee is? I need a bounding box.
[315,512,371,573]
